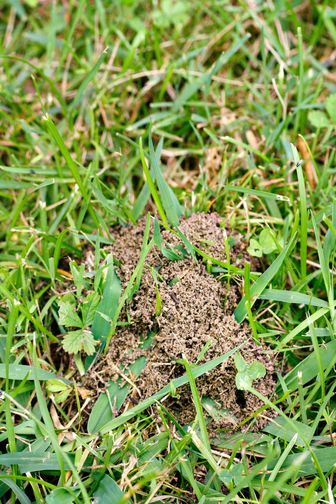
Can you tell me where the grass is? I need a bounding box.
[0,0,336,502]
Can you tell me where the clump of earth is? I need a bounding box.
[83,213,276,430]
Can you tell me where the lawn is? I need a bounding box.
[1,1,336,502]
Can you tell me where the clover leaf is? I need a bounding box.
[234,352,266,391]
[248,229,278,257]
[308,93,336,129]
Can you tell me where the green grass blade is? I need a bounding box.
[259,289,328,308]
[5,304,18,485]
[1,55,67,115]
[91,264,122,345]
[263,452,308,501]
[182,356,211,453]
[0,478,32,504]
[42,114,84,192]
[149,136,183,227]
[139,137,168,226]
[104,214,153,351]
[234,234,297,323]
[278,306,330,350]
[311,211,334,321]
[173,34,250,110]
[131,182,151,221]
[93,474,131,504]
[99,343,244,433]
[323,203,336,262]
[42,114,100,229]
[70,47,110,111]
[31,356,90,501]
[309,324,325,401]
[281,339,336,391]
[0,364,63,381]
[223,184,290,202]
[268,446,336,477]
[295,156,308,279]
[268,433,299,482]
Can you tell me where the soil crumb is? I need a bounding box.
[83,213,276,430]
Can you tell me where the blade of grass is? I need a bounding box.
[281,339,336,391]
[222,185,290,202]
[98,343,244,433]
[70,47,111,110]
[5,303,18,490]
[42,114,101,230]
[0,478,32,504]
[296,158,308,279]
[193,245,250,276]
[309,323,325,401]
[262,451,308,502]
[268,433,299,482]
[0,364,64,381]
[149,136,183,227]
[311,211,334,323]
[31,341,90,502]
[278,306,330,350]
[103,214,153,352]
[294,27,305,135]
[172,34,250,110]
[244,262,259,342]
[259,289,328,308]
[139,138,168,226]
[247,386,327,489]
[234,233,297,323]
[1,55,67,115]
[181,356,211,453]
[323,203,336,262]
[91,264,122,346]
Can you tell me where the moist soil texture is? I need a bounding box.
[82,213,276,430]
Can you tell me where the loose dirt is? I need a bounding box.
[82,213,276,430]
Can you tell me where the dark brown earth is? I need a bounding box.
[82,213,276,430]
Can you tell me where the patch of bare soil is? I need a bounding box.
[83,213,276,430]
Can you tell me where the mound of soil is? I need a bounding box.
[83,213,276,430]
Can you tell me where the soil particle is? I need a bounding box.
[83,213,276,430]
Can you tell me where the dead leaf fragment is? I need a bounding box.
[297,135,318,189]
